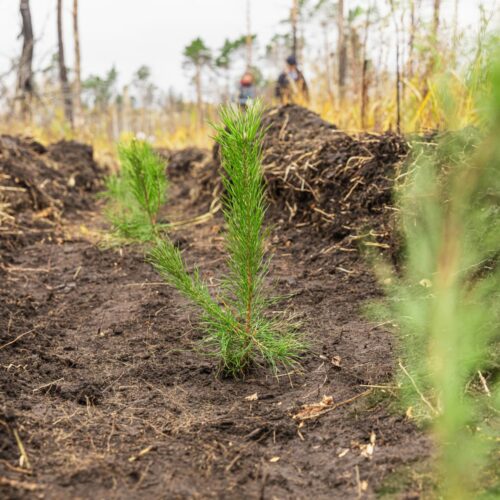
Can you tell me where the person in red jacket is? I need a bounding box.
[238,71,256,108]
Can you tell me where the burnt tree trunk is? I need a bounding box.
[57,0,74,127]
[73,0,82,124]
[360,59,371,129]
[16,0,34,118]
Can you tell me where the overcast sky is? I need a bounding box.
[0,0,497,99]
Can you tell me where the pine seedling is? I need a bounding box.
[150,101,304,376]
[379,50,500,498]
[102,139,168,242]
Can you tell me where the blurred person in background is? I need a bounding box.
[275,55,309,104]
[237,70,256,108]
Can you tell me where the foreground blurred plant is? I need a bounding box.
[150,101,304,376]
[380,53,500,498]
[102,139,168,242]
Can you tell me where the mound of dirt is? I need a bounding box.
[46,140,104,200]
[0,135,106,259]
[157,146,210,179]
[260,105,409,250]
[157,146,221,215]
[196,105,409,251]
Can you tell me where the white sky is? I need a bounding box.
[0,0,497,99]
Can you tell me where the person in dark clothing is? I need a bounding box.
[275,55,309,104]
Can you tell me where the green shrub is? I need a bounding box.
[149,101,304,376]
[102,139,168,242]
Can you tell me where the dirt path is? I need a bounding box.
[0,121,430,498]
[1,198,429,499]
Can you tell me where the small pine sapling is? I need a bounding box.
[379,52,500,498]
[103,140,168,242]
[150,101,304,376]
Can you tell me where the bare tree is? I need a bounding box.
[432,0,441,42]
[16,0,34,118]
[183,38,212,126]
[389,0,402,133]
[337,0,347,102]
[361,59,373,129]
[421,0,441,95]
[360,4,374,129]
[57,0,73,126]
[321,19,334,102]
[291,0,299,59]
[246,0,253,68]
[73,0,82,124]
[451,0,460,65]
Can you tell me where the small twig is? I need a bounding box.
[0,329,36,351]
[360,384,401,390]
[477,370,491,397]
[73,266,82,279]
[355,465,362,498]
[225,452,242,472]
[0,185,27,192]
[296,390,373,422]
[0,458,33,474]
[398,361,438,416]
[5,266,51,273]
[32,377,64,393]
[13,429,31,470]
[0,476,41,491]
[123,282,169,287]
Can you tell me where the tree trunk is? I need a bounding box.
[360,5,372,129]
[432,0,441,41]
[246,0,252,68]
[322,21,334,103]
[451,0,460,65]
[72,0,82,124]
[337,0,347,103]
[395,41,401,134]
[422,0,441,95]
[195,63,203,126]
[291,0,298,60]
[389,0,402,133]
[122,85,131,132]
[349,27,362,100]
[408,0,416,78]
[16,0,34,119]
[360,59,371,129]
[57,0,74,127]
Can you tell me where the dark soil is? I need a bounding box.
[190,105,409,254]
[0,111,430,499]
[0,135,105,262]
[260,106,409,250]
